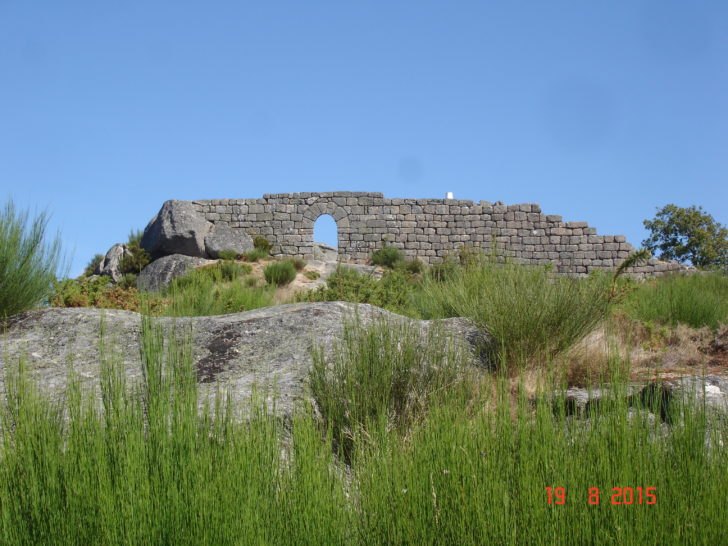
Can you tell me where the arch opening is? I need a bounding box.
[313,214,338,261]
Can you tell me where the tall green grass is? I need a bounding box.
[0,319,348,544]
[624,272,728,330]
[310,317,470,458]
[0,319,725,543]
[411,258,613,368]
[153,265,274,317]
[0,201,64,319]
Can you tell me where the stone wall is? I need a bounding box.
[189,191,684,276]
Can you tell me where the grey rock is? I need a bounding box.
[0,303,488,419]
[141,200,213,259]
[313,242,338,262]
[137,254,215,292]
[204,223,254,259]
[94,243,131,283]
[553,375,728,423]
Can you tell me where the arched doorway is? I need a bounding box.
[313,214,338,261]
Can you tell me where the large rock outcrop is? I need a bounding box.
[204,223,254,259]
[0,303,487,418]
[136,254,216,292]
[141,200,212,259]
[94,243,131,282]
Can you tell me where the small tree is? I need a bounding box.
[642,204,728,269]
[119,229,151,274]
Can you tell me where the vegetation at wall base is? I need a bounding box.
[371,243,403,268]
[217,249,241,261]
[242,248,269,262]
[0,319,725,544]
[0,201,64,319]
[253,235,273,254]
[264,260,297,286]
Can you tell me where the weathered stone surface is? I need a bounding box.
[141,200,212,259]
[204,223,253,259]
[0,303,488,418]
[136,254,215,292]
[94,243,131,283]
[313,242,338,262]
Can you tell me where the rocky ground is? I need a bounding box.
[0,302,485,419]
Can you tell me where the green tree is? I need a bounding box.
[642,204,728,268]
[119,229,151,274]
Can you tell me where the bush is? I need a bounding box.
[264,261,297,286]
[623,272,728,330]
[0,201,64,318]
[167,262,250,292]
[296,267,416,315]
[253,235,272,254]
[118,230,151,275]
[371,244,403,268]
[396,258,424,275]
[413,257,612,369]
[83,254,104,277]
[160,271,274,317]
[118,273,138,290]
[242,248,269,262]
[217,249,240,261]
[290,257,306,271]
[304,270,320,280]
[428,258,459,282]
[50,276,144,312]
[310,317,468,459]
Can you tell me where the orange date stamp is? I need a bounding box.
[546,487,656,505]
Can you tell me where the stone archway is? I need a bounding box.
[300,200,351,260]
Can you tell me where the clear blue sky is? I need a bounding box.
[1,1,726,277]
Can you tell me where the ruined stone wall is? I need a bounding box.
[190,191,684,275]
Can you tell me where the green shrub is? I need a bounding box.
[242,248,269,262]
[623,272,728,330]
[429,258,459,282]
[50,276,144,311]
[310,317,468,458]
[304,270,320,280]
[253,235,272,254]
[160,272,274,317]
[217,249,240,261]
[396,258,424,275]
[83,254,104,277]
[413,257,612,368]
[290,257,306,271]
[166,262,250,293]
[118,273,138,290]
[118,230,151,275]
[264,261,297,286]
[0,201,64,318]
[296,267,416,315]
[371,244,403,268]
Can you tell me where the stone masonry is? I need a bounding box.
[189,192,685,276]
